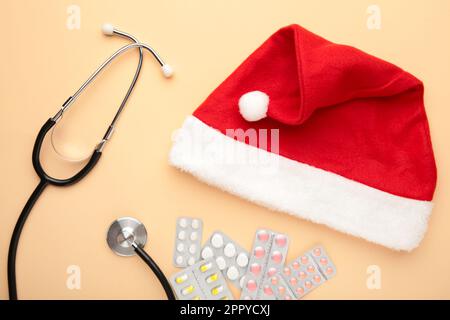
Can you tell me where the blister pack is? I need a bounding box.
[262,245,336,299]
[201,231,250,288]
[170,259,233,300]
[240,229,289,300]
[173,217,203,267]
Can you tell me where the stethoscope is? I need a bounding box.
[7,24,175,300]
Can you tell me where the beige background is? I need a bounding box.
[1,0,449,299]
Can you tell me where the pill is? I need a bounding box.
[175,274,188,284]
[179,218,187,228]
[236,252,249,267]
[246,280,257,291]
[211,233,224,248]
[278,286,286,294]
[189,244,197,254]
[181,285,194,295]
[177,243,185,252]
[271,276,278,285]
[320,257,328,265]
[313,248,321,256]
[271,251,283,263]
[193,296,201,300]
[274,234,287,247]
[239,276,246,288]
[178,230,186,240]
[296,287,304,295]
[211,285,223,295]
[257,230,270,242]
[326,267,334,274]
[283,267,291,276]
[299,271,307,279]
[285,295,292,300]
[187,257,195,266]
[206,273,219,283]
[292,261,300,269]
[267,267,277,277]
[305,281,312,289]
[200,262,212,272]
[216,256,227,270]
[289,277,297,285]
[263,285,273,296]
[224,243,236,257]
[226,266,239,280]
[254,246,265,259]
[301,256,309,264]
[191,219,200,229]
[307,265,315,273]
[201,246,214,260]
[190,232,198,241]
[314,275,322,283]
[250,263,261,275]
[175,255,184,265]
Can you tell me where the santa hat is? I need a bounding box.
[170,24,436,251]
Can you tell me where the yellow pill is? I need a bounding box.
[193,296,201,300]
[220,296,229,300]
[175,274,188,284]
[200,262,212,273]
[206,273,219,283]
[211,285,223,296]
[181,285,194,295]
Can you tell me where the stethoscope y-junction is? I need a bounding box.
[7,24,175,300]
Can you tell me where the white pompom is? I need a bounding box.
[101,23,115,36]
[238,91,269,122]
[161,64,174,78]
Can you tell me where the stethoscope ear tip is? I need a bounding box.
[161,64,174,78]
[101,23,115,36]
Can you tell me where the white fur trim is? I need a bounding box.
[169,116,433,251]
[238,91,269,121]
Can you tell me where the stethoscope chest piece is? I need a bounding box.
[107,217,147,256]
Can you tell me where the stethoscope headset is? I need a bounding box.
[7,24,176,300]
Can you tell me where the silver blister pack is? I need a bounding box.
[173,217,203,267]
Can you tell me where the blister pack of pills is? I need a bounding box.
[170,259,233,300]
[240,229,289,300]
[262,245,336,300]
[173,217,203,267]
[201,231,250,288]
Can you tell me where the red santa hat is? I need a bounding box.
[170,24,436,251]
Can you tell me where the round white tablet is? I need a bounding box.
[227,266,239,281]
[187,256,195,266]
[236,252,249,267]
[190,232,198,241]
[239,275,246,288]
[189,244,197,254]
[216,256,226,270]
[179,218,187,228]
[178,230,186,240]
[191,219,200,229]
[176,255,184,265]
[224,243,236,258]
[201,246,214,260]
[177,243,185,252]
[211,233,224,248]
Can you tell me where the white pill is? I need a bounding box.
[191,219,200,229]
[189,244,197,254]
[178,230,186,240]
[190,232,198,241]
[236,252,249,267]
[201,246,214,260]
[224,243,236,258]
[188,256,195,266]
[177,243,185,252]
[211,233,224,248]
[176,255,184,265]
[226,266,239,281]
[239,275,246,288]
[179,218,188,228]
[216,256,226,270]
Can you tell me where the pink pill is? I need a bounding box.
[300,256,309,264]
[271,276,278,285]
[296,287,304,295]
[305,281,312,289]
[250,263,261,275]
[326,267,334,274]
[283,267,291,276]
[274,234,287,247]
[313,248,321,256]
[292,261,300,270]
[284,295,292,300]
[254,246,265,259]
[271,251,283,264]
[243,296,252,300]
[299,271,307,279]
[257,230,269,242]
[289,277,297,285]
[307,265,315,273]
[320,257,328,265]
[246,280,257,291]
[314,275,321,283]
[267,267,277,277]
[263,285,273,296]
[278,286,286,294]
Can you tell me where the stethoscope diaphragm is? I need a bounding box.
[107,217,148,256]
